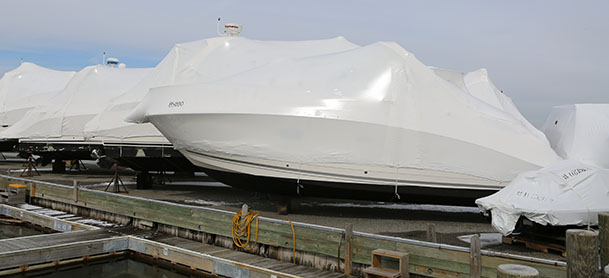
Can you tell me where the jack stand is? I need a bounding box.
[104,160,128,193]
[69,160,87,171]
[0,152,5,160]
[21,152,39,177]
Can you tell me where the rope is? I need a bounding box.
[337,231,344,273]
[232,209,297,264]
[232,209,260,250]
[288,218,296,264]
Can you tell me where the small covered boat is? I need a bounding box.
[0,63,75,151]
[476,159,609,235]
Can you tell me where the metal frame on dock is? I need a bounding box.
[0,174,568,278]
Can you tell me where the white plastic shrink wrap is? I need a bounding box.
[477,160,609,235]
[542,104,609,169]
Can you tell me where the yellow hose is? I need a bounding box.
[232,209,260,250]
[232,209,297,264]
[288,218,296,264]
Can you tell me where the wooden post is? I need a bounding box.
[29,182,36,198]
[7,184,27,205]
[426,224,437,243]
[566,229,600,278]
[497,264,539,278]
[400,253,410,278]
[73,180,79,202]
[470,234,481,278]
[600,212,609,271]
[241,203,249,217]
[344,223,353,275]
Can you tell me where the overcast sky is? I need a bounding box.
[0,0,607,127]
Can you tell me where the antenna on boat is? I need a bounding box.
[217,17,224,36]
[217,17,242,37]
[102,52,106,65]
[20,58,23,64]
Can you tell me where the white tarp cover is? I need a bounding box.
[433,67,541,136]
[476,160,609,235]
[0,63,75,127]
[84,36,359,142]
[129,40,560,183]
[0,65,151,140]
[542,104,609,168]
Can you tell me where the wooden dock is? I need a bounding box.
[1,203,99,232]
[151,235,351,278]
[0,174,569,277]
[0,227,354,278]
[0,203,353,277]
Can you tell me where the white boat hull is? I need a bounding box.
[144,113,546,203]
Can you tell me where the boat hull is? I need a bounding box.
[144,113,547,204]
[201,167,496,205]
[182,149,498,205]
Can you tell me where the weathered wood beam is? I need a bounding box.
[566,229,600,278]
[0,204,96,232]
[0,237,128,269]
[599,212,609,273]
[470,234,481,278]
[344,223,353,275]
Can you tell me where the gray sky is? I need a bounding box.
[0,0,607,127]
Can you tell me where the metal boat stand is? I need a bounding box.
[105,159,128,193]
[69,160,87,171]
[20,152,39,177]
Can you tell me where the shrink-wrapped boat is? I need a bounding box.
[0,64,151,162]
[0,63,75,150]
[128,40,560,204]
[82,36,359,175]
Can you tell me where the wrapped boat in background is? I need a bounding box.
[0,63,75,151]
[0,64,151,163]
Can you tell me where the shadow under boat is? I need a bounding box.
[201,167,496,207]
[15,139,199,188]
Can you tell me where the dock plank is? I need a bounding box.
[0,229,116,253]
[281,265,323,276]
[152,236,227,254]
[149,234,357,278]
[270,263,301,272]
